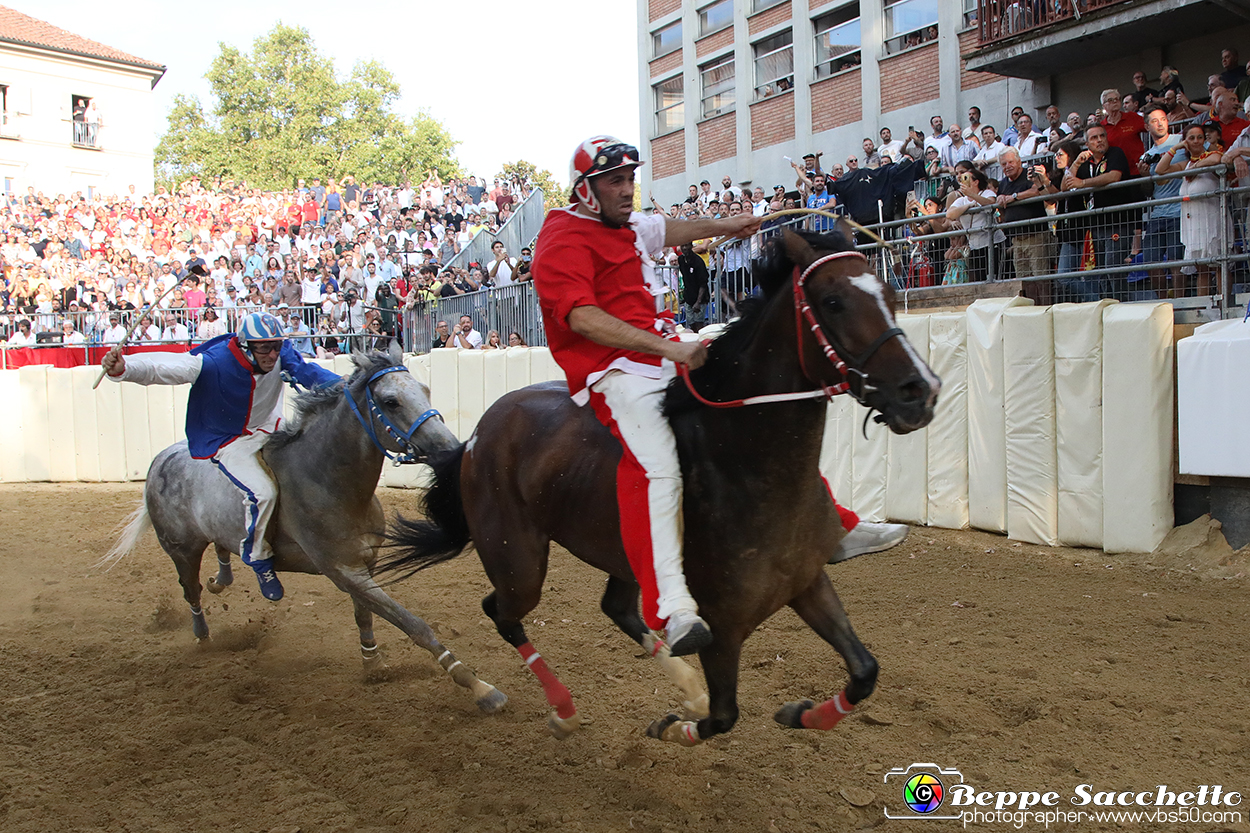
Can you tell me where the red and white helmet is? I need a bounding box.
[568,135,644,215]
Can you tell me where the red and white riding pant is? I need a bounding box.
[587,368,859,631]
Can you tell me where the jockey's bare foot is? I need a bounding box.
[253,563,284,601]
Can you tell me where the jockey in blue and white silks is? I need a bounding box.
[103,312,339,601]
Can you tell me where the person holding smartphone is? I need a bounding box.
[994,147,1053,278]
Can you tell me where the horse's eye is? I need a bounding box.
[382,397,400,408]
[821,295,843,313]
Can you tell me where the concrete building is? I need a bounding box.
[0,6,164,199]
[637,0,1250,205]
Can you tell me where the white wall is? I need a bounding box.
[0,45,160,198]
[0,309,1175,553]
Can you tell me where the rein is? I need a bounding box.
[678,251,903,409]
[345,365,442,464]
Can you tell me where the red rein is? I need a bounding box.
[677,251,869,409]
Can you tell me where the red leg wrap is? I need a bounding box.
[820,476,860,531]
[518,643,576,719]
[800,690,854,730]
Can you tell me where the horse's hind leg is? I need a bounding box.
[352,597,389,678]
[321,564,506,714]
[774,572,878,731]
[648,638,742,747]
[206,545,234,594]
[600,577,708,719]
[168,545,210,640]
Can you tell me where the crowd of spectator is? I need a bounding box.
[0,169,540,355]
[654,50,1250,303]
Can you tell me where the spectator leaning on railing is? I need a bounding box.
[995,148,1053,279]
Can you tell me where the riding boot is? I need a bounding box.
[666,609,712,657]
[251,560,284,601]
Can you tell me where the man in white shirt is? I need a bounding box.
[137,314,162,342]
[487,240,518,287]
[924,115,953,155]
[161,312,190,344]
[877,126,905,163]
[974,125,1009,168]
[1013,113,1047,157]
[102,313,127,344]
[6,319,36,345]
[61,319,86,345]
[450,314,483,349]
[300,267,322,305]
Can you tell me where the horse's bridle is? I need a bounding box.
[678,251,903,409]
[345,365,442,464]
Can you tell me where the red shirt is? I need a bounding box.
[1102,111,1146,166]
[1220,117,1250,150]
[531,207,668,402]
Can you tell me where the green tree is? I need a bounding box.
[497,160,563,211]
[155,24,461,191]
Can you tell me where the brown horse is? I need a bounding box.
[380,227,940,745]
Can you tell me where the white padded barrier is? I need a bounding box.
[886,314,931,525]
[819,395,855,505]
[1054,300,1116,547]
[332,353,355,378]
[850,413,889,523]
[1177,320,1250,477]
[0,371,21,481]
[172,383,190,443]
[483,349,509,414]
[19,367,51,482]
[428,349,461,439]
[405,353,431,387]
[1102,303,1173,554]
[147,383,177,461]
[1003,307,1058,546]
[120,381,152,481]
[505,346,532,392]
[926,313,969,530]
[456,349,486,438]
[94,374,127,481]
[46,369,77,482]
[966,296,1034,532]
[70,366,102,482]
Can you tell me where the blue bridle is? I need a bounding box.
[345,365,442,465]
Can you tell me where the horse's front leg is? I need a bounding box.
[647,638,741,747]
[352,597,390,679]
[320,560,507,714]
[774,571,878,731]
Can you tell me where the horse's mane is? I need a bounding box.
[664,227,855,416]
[267,350,396,450]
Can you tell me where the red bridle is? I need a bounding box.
[678,250,902,409]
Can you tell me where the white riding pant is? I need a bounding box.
[210,431,278,569]
[588,368,697,628]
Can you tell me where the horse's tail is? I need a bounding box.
[97,500,152,571]
[378,444,471,581]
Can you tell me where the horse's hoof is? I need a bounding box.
[191,613,210,641]
[548,711,581,740]
[683,693,711,721]
[774,700,815,729]
[362,655,393,682]
[646,713,681,740]
[206,576,229,594]
[474,685,508,715]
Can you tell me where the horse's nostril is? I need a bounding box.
[897,378,927,405]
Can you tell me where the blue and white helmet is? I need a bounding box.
[236,312,285,351]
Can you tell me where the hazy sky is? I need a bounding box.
[21,1,642,186]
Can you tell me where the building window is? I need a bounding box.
[962,0,978,29]
[699,0,734,37]
[72,94,100,148]
[752,0,787,12]
[653,20,682,58]
[700,55,736,119]
[654,75,685,135]
[883,0,938,55]
[753,30,793,100]
[813,4,861,79]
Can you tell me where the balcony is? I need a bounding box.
[72,121,101,149]
[965,0,1245,78]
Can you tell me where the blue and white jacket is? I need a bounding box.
[108,334,340,458]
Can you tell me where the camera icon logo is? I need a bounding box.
[884,763,965,821]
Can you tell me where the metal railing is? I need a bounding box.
[440,188,546,274]
[402,281,545,352]
[976,0,1133,47]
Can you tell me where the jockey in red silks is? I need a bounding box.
[531,136,908,656]
[102,312,340,602]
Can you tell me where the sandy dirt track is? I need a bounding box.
[1,483,1248,833]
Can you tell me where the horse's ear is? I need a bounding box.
[387,339,404,366]
[351,346,371,370]
[836,217,857,248]
[781,228,816,268]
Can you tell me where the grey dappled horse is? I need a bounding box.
[105,342,506,714]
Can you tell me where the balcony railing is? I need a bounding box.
[976,0,1134,47]
[72,121,100,149]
